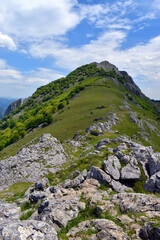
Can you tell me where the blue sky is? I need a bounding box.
[0,0,160,100]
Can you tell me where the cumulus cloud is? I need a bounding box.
[0,0,160,99]
[0,0,80,41]
[0,33,16,50]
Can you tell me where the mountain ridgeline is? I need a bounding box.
[0,61,160,154]
[1,61,160,240]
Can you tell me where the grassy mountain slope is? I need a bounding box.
[0,61,160,160]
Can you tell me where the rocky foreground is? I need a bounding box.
[0,131,160,239]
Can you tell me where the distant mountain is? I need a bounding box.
[0,97,17,119]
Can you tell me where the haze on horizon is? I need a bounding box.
[0,0,160,100]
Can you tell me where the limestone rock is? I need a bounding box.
[63,174,84,188]
[139,222,160,240]
[34,194,81,229]
[111,180,132,193]
[144,171,160,192]
[103,155,121,180]
[67,219,130,240]
[0,134,68,185]
[29,190,46,203]
[0,203,21,221]
[86,113,119,134]
[0,220,57,240]
[120,163,141,181]
[87,165,111,185]
[4,98,23,116]
[112,193,160,213]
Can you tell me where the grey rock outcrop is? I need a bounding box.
[139,222,160,240]
[0,134,68,186]
[0,203,21,221]
[144,171,160,192]
[4,98,23,116]
[112,192,160,213]
[34,191,82,229]
[86,112,119,134]
[120,163,141,180]
[0,220,57,240]
[67,219,130,240]
[103,155,121,180]
[111,179,131,193]
[87,165,111,185]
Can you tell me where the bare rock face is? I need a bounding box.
[0,220,57,240]
[0,134,68,186]
[4,98,23,116]
[67,219,130,240]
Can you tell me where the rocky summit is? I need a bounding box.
[0,61,160,239]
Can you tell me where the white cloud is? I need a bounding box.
[0,0,80,41]
[0,32,16,50]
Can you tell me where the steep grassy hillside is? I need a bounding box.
[0,61,160,159]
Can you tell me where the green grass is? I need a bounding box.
[20,209,35,220]
[0,74,160,161]
[0,182,33,201]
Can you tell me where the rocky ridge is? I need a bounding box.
[0,112,160,239]
[0,134,68,186]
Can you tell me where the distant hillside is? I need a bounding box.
[0,98,17,119]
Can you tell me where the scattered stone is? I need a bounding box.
[67,219,130,240]
[117,215,133,224]
[86,113,119,134]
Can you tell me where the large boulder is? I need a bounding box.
[144,171,160,192]
[120,163,141,181]
[103,155,121,180]
[87,165,111,185]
